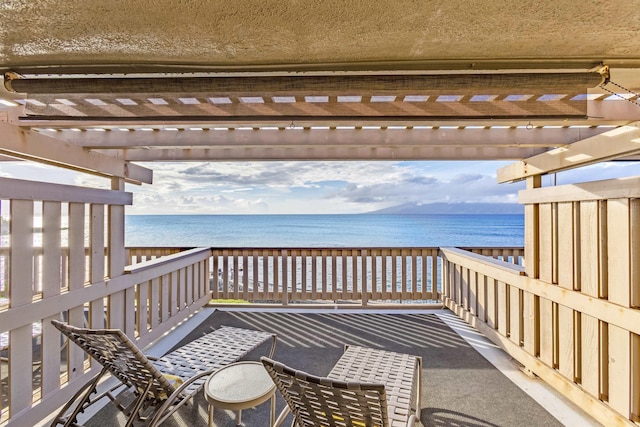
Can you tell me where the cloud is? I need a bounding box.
[451,174,484,184]
[326,163,522,209]
[180,162,304,188]
[180,196,196,205]
[2,158,638,215]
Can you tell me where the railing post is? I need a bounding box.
[108,177,127,331]
[439,250,447,302]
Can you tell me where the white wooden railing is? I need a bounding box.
[0,241,523,427]
[0,178,211,427]
[0,171,524,427]
[1,246,523,309]
[121,246,523,305]
[208,247,523,305]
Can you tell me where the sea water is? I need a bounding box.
[125,214,524,248]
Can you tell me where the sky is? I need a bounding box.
[1,159,639,214]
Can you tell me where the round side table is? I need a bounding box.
[204,361,276,426]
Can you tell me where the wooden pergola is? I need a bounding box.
[0,1,639,179]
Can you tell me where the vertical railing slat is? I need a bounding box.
[301,252,308,301]
[579,200,601,397]
[89,204,105,330]
[108,182,126,331]
[150,277,160,329]
[170,270,178,316]
[272,250,279,301]
[361,250,368,307]
[331,250,338,301]
[380,250,386,300]
[607,198,632,412]
[431,252,438,300]
[351,249,358,300]
[497,280,508,337]
[371,251,379,300]
[536,203,554,365]
[67,202,86,379]
[557,202,576,381]
[8,200,34,414]
[261,251,268,301]
[232,252,239,300]
[42,201,62,395]
[242,250,249,301]
[136,280,148,338]
[469,269,477,316]
[410,251,417,298]
[390,251,398,299]
[282,250,288,306]
[486,277,497,329]
[321,252,327,300]
[252,253,259,301]
[290,252,298,302]
[401,250,407,298]
[311,250,318,300]
[160,273,169,323]
[476,273,486,322]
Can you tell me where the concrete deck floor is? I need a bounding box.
[67,307,601,427]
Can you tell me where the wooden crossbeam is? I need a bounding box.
[0,121,152,184]
[93,145,549,161]
[497,122,640,182]
[44,126,608,150]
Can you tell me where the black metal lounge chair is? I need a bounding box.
[262,345,422,427]
[51,320,276,427]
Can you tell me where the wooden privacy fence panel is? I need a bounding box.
[0,178,211,427]
[442,175,640,427]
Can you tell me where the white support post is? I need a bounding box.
[108,177,127,331]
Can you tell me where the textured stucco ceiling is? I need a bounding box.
[1,0,640,71]
[0,1,639,166]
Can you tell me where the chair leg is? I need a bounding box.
[272,405,292,427]
[50,367,108,427]
[124,380,154,427]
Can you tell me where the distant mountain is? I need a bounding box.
[368,202,524,215]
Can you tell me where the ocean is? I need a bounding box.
[125,214,524,248]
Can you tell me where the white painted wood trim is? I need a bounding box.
[519,176,640,204]
[55,126,608,148]
[0,121,152,183]
[0,176,132,205]
[498,122,640,183]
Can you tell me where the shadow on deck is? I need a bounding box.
[83,308,599,427]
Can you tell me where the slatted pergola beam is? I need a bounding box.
[41,126,609,150]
